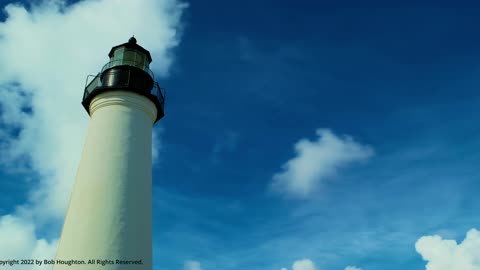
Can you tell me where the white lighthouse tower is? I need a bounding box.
[53,37,165,270]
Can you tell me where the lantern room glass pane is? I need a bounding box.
[124,49,135,64]
[134,52,146,70]
[112,48,124,64]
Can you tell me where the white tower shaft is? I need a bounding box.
[54,91,157,270]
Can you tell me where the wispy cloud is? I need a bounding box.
[292,259,316,270]
[153,126,165,166]
[0,0,186,264]
[211,130,239,164]
[282,259,362,270]
[184,260,203,270]
[271,129,373,198]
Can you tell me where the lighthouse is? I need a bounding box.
[53,37,165,270]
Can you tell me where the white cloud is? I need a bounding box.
[184,260,202,270]
[0,215,57,270]
[415,228,480,270]
[292,259,316,270]
[271,129,374,198]
[282,259,362,270]
[0,0,186,266]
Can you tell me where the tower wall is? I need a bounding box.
[54,91,156,270]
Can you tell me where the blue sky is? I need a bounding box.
[0,1,479,270]
[155,3,480,269]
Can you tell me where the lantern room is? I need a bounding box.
[82,37,165,122]
[106,36,153,74]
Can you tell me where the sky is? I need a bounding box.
[0,1,479,270]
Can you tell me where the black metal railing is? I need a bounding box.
[83,70,165,114]
[152,82,166,108]
[84,74,101,100]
